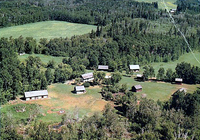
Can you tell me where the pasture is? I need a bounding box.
[136,0,177,9]
[0,21,97,41]
[151,52,200,74]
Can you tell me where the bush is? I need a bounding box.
[83,82,90,87]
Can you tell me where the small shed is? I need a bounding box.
[136,74,143,79]
[175,78,183,85]
[129,65,140,72]
[24,90,48,101]
[178,88,187,93]
[74,86,86,94]
[169,9,176,14]
[81,72,94,82]
[98,65,109,70]
[105,75,111,79]
[132,85,142,92]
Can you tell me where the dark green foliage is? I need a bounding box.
[157,67,165,80]
[83,82,90,88]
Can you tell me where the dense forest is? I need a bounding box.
[1,0,200,139]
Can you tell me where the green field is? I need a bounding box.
[136,0,177,9]
[0,21,97,41]
[18,54,64,65]
[151,52,200,74]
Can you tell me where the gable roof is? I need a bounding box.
[75,86,85,91]
[175,78,183,82]
[178,88,187,93]
[25,90,48,98]
[129,65,140,70]
[137,74,143,78]
[81,72,93,79]
[134,85,142,90]
[98,65,109,70]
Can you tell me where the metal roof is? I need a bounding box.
[98,65,109,70]
[81,72,93,79]
[129,65,140,70]
[178,88,187,92]
[175,78,183,82]
[25,90,48,98]
[75,86,85,91]
[137,74,143,77]
[134,85,142,90]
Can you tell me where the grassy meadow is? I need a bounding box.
[151,52,200,74]
[18,54,64,65]
[0,21,96,41]
[136,0,177,9]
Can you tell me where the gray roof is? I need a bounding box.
[175,78,183,82]
[82,72,93,79]
[178,88,187,92]
[129,65,140,70]
[137,74,143,78]
[25,90,48,98]
[134,85,142,90]
[98,65,109,70]
[75,86,85,91]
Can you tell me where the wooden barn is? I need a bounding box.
[74,86,86,94]
[175,78,183,85]
[98,65,109,71]
[132,85,142,92]
[129,65,140,72]
[24,90,48,101]
[136,74,143,80]
[81,72,94,82]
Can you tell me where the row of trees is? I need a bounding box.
[143,62,200,84]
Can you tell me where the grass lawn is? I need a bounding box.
[151,52,200,74]
[119,76,200,101]
[136,0,177,9]
[0,21,96,41]
[18,54,64,65]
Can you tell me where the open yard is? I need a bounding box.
[2,83,108,123]
[0,21,96,41]
[136,0,177,9]
[120,75,199,101]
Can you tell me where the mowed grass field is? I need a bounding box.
[0,21,97,41]
[136,0,177,9]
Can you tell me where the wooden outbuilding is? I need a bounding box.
[81,72,94,82]
[175,78,183,85]
[74,86,86,94]
[136,74,143,80]
[129,65,140,72]
[132,85,142,92]
[98,65,109,71]
[24,90,48,101]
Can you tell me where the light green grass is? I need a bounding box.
[0,21,97,41]
[151,52,200,74]
[18,54,64,65]
[119,76,199,101]
[136,0,177,9]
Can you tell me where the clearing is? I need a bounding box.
[0,21,97,41]
[136,0,177,9]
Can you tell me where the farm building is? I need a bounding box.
[175,78,183,85]
[74,86,86,94]
[178,88,187,93]
[98,65,109,70]
[129,65,140,72]
[81,72,94,82]
[169,9,176,14]
[132,85,142,92]
[136,74,143,80]
[24,90,48,101]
